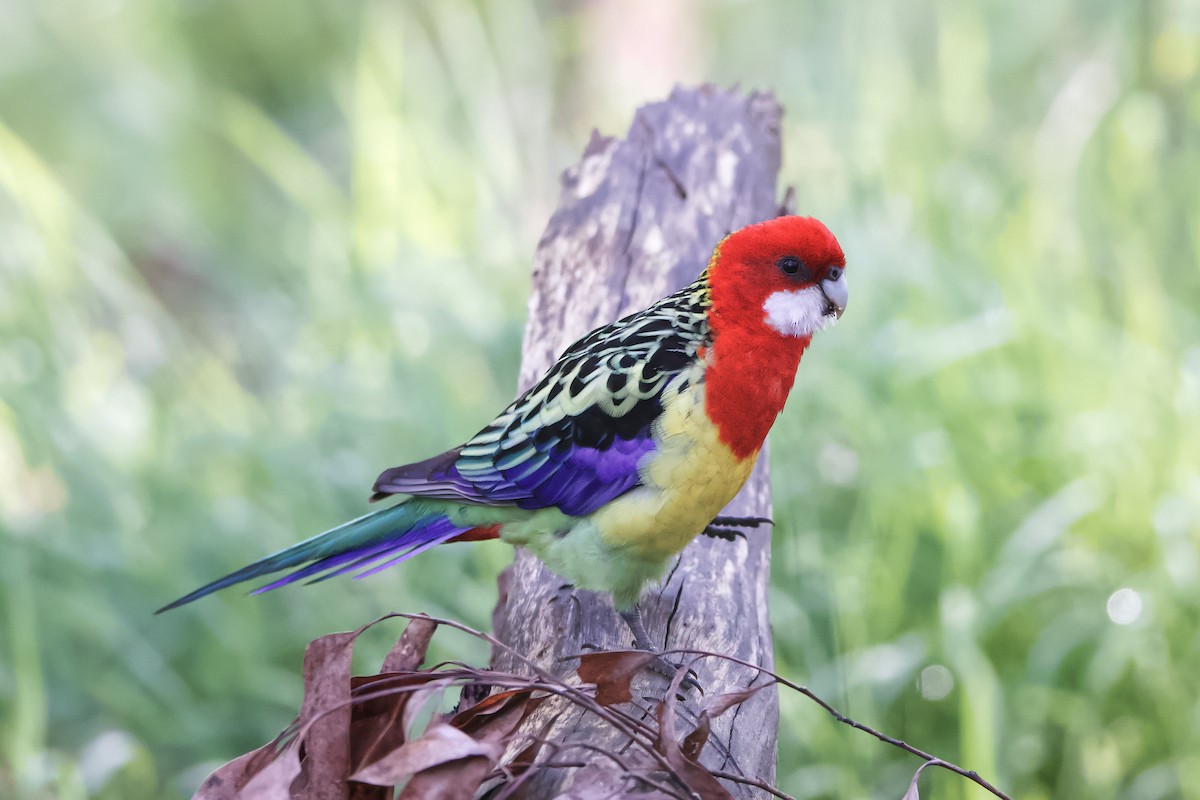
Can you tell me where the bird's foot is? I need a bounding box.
[702,515,773,541]
[702,526,745,542]
[619,607,701,695]
[711,515,774,528]
[647,652,702,694]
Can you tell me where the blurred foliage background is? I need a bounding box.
[1,0,1197,798]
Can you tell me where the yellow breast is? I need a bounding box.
[590,370,758,561]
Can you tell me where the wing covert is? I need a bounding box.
[371,277,712,516]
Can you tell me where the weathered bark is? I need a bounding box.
[492,85,786,798]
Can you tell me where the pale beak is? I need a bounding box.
[821,274,848,318]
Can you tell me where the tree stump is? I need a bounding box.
[493,85,786,798]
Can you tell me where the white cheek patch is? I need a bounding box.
[762,286,834,338]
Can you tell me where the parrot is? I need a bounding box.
[160,215,848,679]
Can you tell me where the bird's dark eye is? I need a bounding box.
[827,266,843,280]
[778,256,802,275]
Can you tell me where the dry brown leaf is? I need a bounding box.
[193,740,279,799]
[451,688,542,744]
[381,616,437,673]
[398,755,493,800]
[350,723,501,787]
[681,714,711,762]
[234,743,302,800]
[450,687,528,726]
[298,630,357,800]
[655,695,732,800]
[345,782,388,800]
[348,673,436,775]
[575,651,656,706]
[705,683,774,718]
[681,682,775,763]
[403,682,454,737]
[903,761,936,800]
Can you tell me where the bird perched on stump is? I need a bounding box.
[161,216,848,681]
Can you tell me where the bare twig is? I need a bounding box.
[630,646,1014,800]
[710,770,796,800]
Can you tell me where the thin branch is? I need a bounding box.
[710,770,796,800]
[632,646,1014,800]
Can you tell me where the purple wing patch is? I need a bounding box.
[518,432,655,515]
[371,412,661,516]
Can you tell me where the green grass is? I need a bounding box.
[1,1,1197,798]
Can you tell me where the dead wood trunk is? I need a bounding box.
[492,85,787,798]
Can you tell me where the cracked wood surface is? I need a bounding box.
[491,86,787,798]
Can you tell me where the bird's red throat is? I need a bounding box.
[704,312,810,461]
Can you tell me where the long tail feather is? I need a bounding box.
[156,502,468,613]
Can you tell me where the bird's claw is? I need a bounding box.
[709,515,774,528]
[647,654,702,695]
[703,516,773,541]
[619,607,701,695]
[702,525,745,541]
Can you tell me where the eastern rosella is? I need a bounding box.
[161,216,848,674]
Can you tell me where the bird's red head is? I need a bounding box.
[707,216,847,342]
[702,216,847,458]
